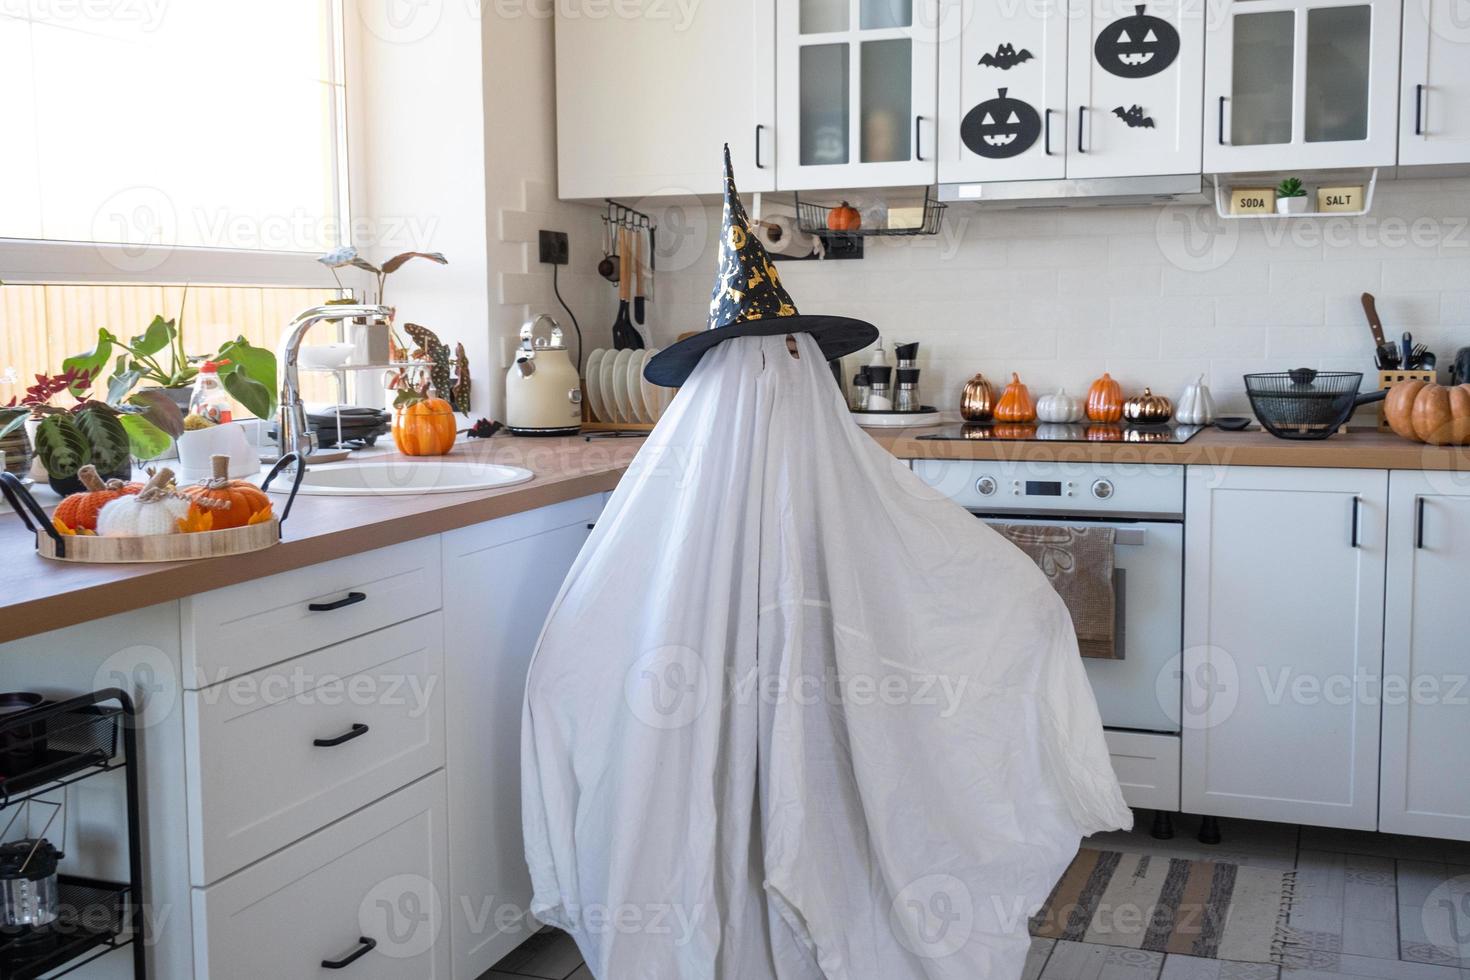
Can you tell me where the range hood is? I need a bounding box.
[939,174,1207,209]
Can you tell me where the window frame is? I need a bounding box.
[0,0,352,292]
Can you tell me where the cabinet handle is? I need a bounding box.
[915,115,926,161]
[314,723,369,748]
[1044,109,1055,156]
[1077,106,1087,153]
[322,937,376,969]
[1351,496,1361,548]
[1217,96,1227,145]
[1414,84,1425,136]
[755,124,767,168]
[1416,496,1427,549]
[308,591,367,612]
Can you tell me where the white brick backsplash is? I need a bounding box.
[623,178,1470,413]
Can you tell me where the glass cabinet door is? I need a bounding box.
[779,0,937,189]
[1229,11,1295,146]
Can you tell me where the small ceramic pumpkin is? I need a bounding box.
[1087,423,1124,442]
[1036,423,1085,441]
[993,422,1039,440]
[393,394,458,456]
[826,202,861,233]
[1175,375,1216,426]
[1087,373,1125,422]
[1384,380,1470,445]
[960,373,996,422]
[54,465,141,532]
[96,468,192,537]
[1123,388,1174,425]
[994,373,1037,423]
[183,454,271,529]
[1036,388,1085,424]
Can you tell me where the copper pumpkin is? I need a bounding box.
[960,373,996,422]
[1122,388,1173,425]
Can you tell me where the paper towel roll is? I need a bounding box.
[754,215,823,259]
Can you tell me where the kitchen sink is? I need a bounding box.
[265,459,535,496]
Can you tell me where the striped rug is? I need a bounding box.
[1030,849,1300,965]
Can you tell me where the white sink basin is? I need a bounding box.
[266,459,535,496]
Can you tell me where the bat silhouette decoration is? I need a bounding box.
[1113,104,1156,129]
[979,42,1034,70]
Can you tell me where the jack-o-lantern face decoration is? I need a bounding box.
[960,88,1042,159]
[1094,4,1179,78]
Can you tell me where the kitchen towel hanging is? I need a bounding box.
[993,524,1119,659]
[754,214,824,259]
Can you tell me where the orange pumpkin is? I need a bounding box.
[54,465,141,532]
[993,422,1038,439]
[827,201,862,233]
[1087,372,1124,423]
[1087,423,1124,442]
[994,373,1036,423]
[183,454,272,529]
[1384,380,1470,445]
[393,396,458,456]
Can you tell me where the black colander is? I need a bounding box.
[1244,369,1387,440]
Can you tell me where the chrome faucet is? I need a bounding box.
[276,304,392,459]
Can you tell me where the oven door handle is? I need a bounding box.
[1113,528,1148,546]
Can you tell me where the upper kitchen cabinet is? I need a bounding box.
[1182,466,1387,831]
[938,0,1069,182]
[1203,0,1402,173]
[555,3,775,199]
[1067,0,1205,179]
[776,0,940,190]
[938,0,1203,185]
[1379,472,1470,841]
[1398,0,1470,167]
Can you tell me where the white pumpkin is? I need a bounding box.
[1035,423,1085,441]
[1035,388,1084,424]
[96,468,191,537]
[1175,375,1217,425]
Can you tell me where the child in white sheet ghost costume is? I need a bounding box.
[521,148,1132,980]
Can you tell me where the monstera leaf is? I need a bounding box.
[73,406,132,474]
[34,414,91,479]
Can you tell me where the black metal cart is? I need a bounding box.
[0,689,145,979]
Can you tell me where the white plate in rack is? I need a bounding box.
[584,349,608,422]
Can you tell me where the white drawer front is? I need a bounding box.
[1105,730,1180,811]
[181,536,442,686]
[193,772,450,980]
[186,614,445,884]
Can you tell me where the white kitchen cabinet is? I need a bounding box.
[938,0,1201,184]
[1398,0,1470,167]
[1066,0,1204,179]
[938,0,1069,182]
[441,494,602,979]
[1203,0,1402,173]
[776,0,940,189]
[192,772,450,979]
[555,3,774,199]
[1379,472,1470,840]
[1182,466,1386,830]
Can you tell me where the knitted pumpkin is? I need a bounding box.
[54,465,141,532]
[183,454,271,530]
[97,468,192,537]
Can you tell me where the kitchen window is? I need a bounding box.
[0,0,351,404]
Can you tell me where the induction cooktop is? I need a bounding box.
[915,422,1205,444]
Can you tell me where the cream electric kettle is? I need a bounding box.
[505,314,583,436]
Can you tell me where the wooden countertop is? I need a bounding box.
[3,420,1466,645]
[0,435,642,644]
[872,419,1470,471]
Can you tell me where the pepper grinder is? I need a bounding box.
[893,342,920,411]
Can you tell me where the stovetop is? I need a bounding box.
[916,422,1206,444]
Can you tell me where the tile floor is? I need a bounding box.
[484,812,1470,980]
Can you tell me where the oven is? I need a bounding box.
[912,458,1185,812]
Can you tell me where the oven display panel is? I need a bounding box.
[1024,481,1063,497]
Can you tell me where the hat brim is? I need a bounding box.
[643,315,878,388]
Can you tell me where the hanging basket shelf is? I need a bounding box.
[794,189,948,238]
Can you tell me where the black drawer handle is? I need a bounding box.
[314,723,369,748]
[322,937,376,969]
[1350,496,1361,548]
[915,115,926,161]
[755,124,767,168]
[1218,95,1227,145]
[1415,83,1425,136]
[309,591,367,612]
[1416,496,1427,549]
[1077,106,1087,153]
[1044,109,1055,156]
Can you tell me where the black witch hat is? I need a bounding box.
[643,146,878,388]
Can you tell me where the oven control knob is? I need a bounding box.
[1091,479,1115,500]
[975,476,998,497]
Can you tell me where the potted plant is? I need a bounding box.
[1275,177,1310,215]
[316,246,447,365]
[0,370,185,494]
[62,308,278,422]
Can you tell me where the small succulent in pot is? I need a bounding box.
[1275,177,1310,215]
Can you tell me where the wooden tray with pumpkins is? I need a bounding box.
[0,453,305,564]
